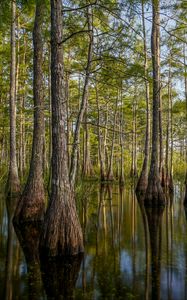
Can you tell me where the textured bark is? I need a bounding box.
[82,97,94,177]
[96,85,106,181]
[40,0,83,257]
[14,0,45,222]
[69,6,93,186]
[20,33,27,177]
[130,91,138,177]
[145,0,165,206]
[107,97,118,181]
[7,0,20,197]
[136,0,150,195]
[119,87,125,185]
[184,43,187,205]
[159,94,165,187]
[65,71,70,168]
[165,60,173,194]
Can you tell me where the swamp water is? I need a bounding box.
[0,183,187,299]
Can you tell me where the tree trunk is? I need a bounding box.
[82,97,94,177]
[107,97,118,181]
[40,0,83,257]
[119,87,125,185]
[136,0,150,194]
[165,59,173,193]
[7,0,20,197]
[159,93,165,187]
[145,0,165,206]
[65,71,70,169]
[184,42,187,205]
[14,0,45,222]
[96,85,106,181]
[69,6,93,187]
[131,91,138,178]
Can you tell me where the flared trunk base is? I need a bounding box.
[144,175,165,207]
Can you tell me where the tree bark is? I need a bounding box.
[145,0,165,206]
[82,97,94,177]
[107,96,118,181]
[119,86,125,185]
[7,0,20,197]
[165,59,173,193]
[131,90,138,178]
[159,93,165,187]
[136,0,150,195]
[14,0,45,223]
[40,0,84,257]
[184,41,187,205]
[69,6,93,187]
[96,85,106,181]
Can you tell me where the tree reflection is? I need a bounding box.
[146,206,164,300]
[137,193,165,300]
[40,254,83,299]
[137,196,150,300]
[3,197,19,300]
[13,222,43,300]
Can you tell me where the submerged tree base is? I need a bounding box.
[40,192,84,257]
[13,183,45,224]
[6,173,20,199]
[144,176,165,207]
[136,172,148,197]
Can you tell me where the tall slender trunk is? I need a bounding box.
[40,0,83,256]
[159,93,165,186]
[145,0,165,205]
[131,91,138,177]
[96,85,106,181]
[183,42,187,205]
[166,59,173,193]
[82,97,93,177]
[136,0,150,194]
[119,86,125,185]
[65,71,70,168]
[169,77,174,193]
[107,96,118,181]
[16,18,20,174]
[69,6,93,186]
[7,0,20,197]
[14,0,45,222]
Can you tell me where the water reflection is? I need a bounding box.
[13,222,44,300]
[0,184,187,299]
[145,206,164,300]
[3,197,20,300]
[41,255,83,299]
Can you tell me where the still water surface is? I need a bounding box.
[0,183,187,299]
